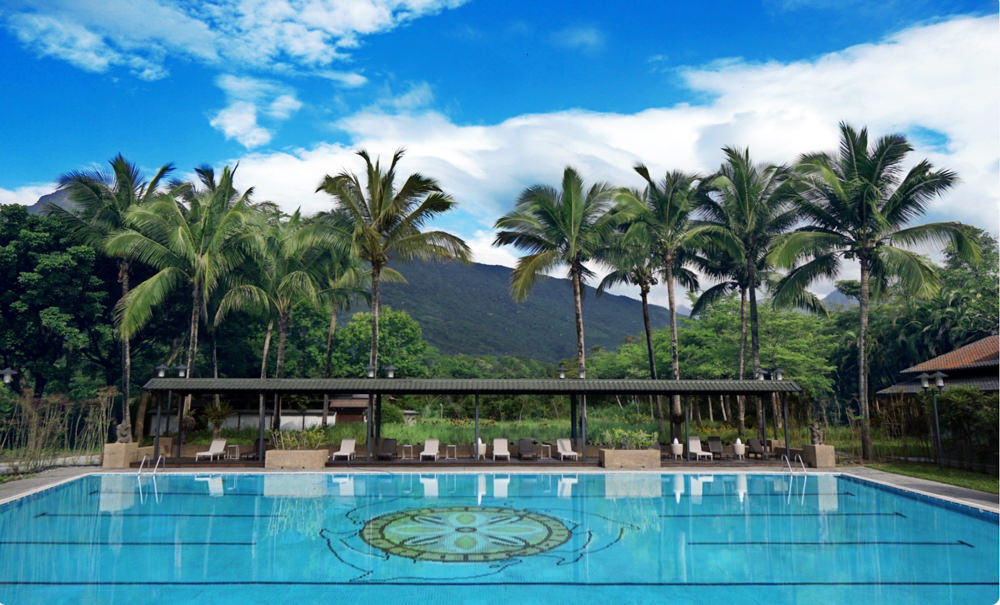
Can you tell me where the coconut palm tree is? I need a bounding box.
[106,165,260,411]
[494,166,618,446]
[770,123,978,459]
[625,166,706,439]
[47,154,176,440]
[316,149,470,374]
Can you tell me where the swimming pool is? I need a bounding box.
[0,472,996,604]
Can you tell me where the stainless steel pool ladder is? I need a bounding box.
[782,453,807,473]
[136,454,165,476]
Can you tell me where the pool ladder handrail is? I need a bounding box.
[782,453,807,473]
[137,454,166,476]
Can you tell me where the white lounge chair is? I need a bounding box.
[330,438,356,461]
[492,438,511,461]
[556,438,578,461]
[688,437,713,461]
[473,438,487,461]
[195,439,226,461]
[419,439,440,461]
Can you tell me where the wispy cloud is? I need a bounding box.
[210,74,303,148]
[551,25,605,53]
[3,0,468,79]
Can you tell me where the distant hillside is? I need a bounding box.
[370,259,685,361]
[822,289,857,309]
[27,189,72,214]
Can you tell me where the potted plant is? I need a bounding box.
[596,428,661,470]
[264,426,329,469]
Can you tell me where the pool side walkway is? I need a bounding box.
[1,463,997,514]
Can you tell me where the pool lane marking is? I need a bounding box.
[0,580,995,587]
[689,540,974,548]
[87,490,856,498]
[0,540,254,546]
[659,512,905,518]
[35,512,280,519]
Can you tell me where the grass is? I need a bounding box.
[0,473,34,486]
[868,461,999,494]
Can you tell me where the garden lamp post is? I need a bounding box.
[773,367,789,459]
[376,365,396,442]
[153,365,168,460]
[755,370,770,445]
[0,368,16,386]
[365,364,376,460]
[918,371,946,469]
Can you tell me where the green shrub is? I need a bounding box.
[271,426,326,449]
[593,428,658,449]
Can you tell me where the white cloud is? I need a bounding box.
[218,15,995,300]
[550,25,605,53]
[210,74,303,148]
[387,82,434,110]
[3,0,467,78]
[0,183,59,206]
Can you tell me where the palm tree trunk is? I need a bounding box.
[272,310,291,432]
[260,320,273,430]
[323,303,338,426]
[571,268,587,452]
[119,261,133,438]
[859,259,873,459]
[183,283,202,413]
[211,329,220,409]
[737,285,747,438]
[370,265,381,369]
[748,270,760,377]
[641,284,667,438]
[664,260,682,440]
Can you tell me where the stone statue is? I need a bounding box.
[115,422,133,444]
[809,422,823,445]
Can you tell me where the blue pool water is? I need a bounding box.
[0,472,996,604]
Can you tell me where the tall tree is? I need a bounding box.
[626,166,705,439]
[106,165,260,411]
[494,166,618,447]
[695,147,801,436]
[316,149,469,375]
[770,123,978,459]
[48,154,175,439]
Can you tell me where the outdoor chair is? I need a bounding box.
[241,438,271,460]
[518,438,538,460]
[747,438,769,459]
[330,438,356,461]
[687,437,713,461]
[195,439,226,461]
[492,438,511,461]
[707,436,724,459]
[420,439,440,461]
[556,438,578,461]
[377,438,397,460]
[473,438,487,461]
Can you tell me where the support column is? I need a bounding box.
[366,392,374,460]
[257,393,265,461]
[153,391,164,460]
[570,394,577,440]
[375,393,382,442]
[684,396,690,461]
[782,393,790,459]
[474,394,480,463]
[580,394,588,458]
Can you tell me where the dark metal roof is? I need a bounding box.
[141,377,801,396]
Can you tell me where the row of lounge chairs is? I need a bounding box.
[355,437,579,462]
[675,436,771,460]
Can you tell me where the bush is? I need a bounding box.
[593,428,659,449]
[271,426,325,449]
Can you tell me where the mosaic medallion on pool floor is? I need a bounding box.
[360,506,571,562]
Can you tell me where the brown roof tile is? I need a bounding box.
[903,335,1000,374]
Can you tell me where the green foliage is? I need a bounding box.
[203,403,233,432]
[593,428,659,449]
[271,426,326,450]
[326,308,431,378]
[869,462,998,494]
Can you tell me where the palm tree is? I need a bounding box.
[106,165,260,411]
[47,154,175,440]
[770,123,978,459]
[626,166,705,439]
[316,149,470,375]
[216,207,331,429]
[695,147,801,436]
[597,190,666,434]
[494,166,618,445]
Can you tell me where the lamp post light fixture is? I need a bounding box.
[557,364,567,380]
[175,365,187,378]
[155,364,168,378]
[365,364,376,379]
[384,365,397,379]
[773,367,784,381]
[918,371,946,469]
[0,368,17,386]
[577,364,586,379]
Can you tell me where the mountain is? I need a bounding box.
[27,189,72,215]
[822,289,857,309]
[372,259,686,361]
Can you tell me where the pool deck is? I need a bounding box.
[1,463,997,513]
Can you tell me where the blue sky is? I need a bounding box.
[0,0,996,299]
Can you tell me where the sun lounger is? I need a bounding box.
[492,438,511,461]
[195,439,226,461]
[747,438,769,459]
[330,438,356,461]
[377,438,397,460]
[518,438,537,460]
[420,439,440,461]
[556,438,578,460]
[707,436,724,459]
[687,437,713,461]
